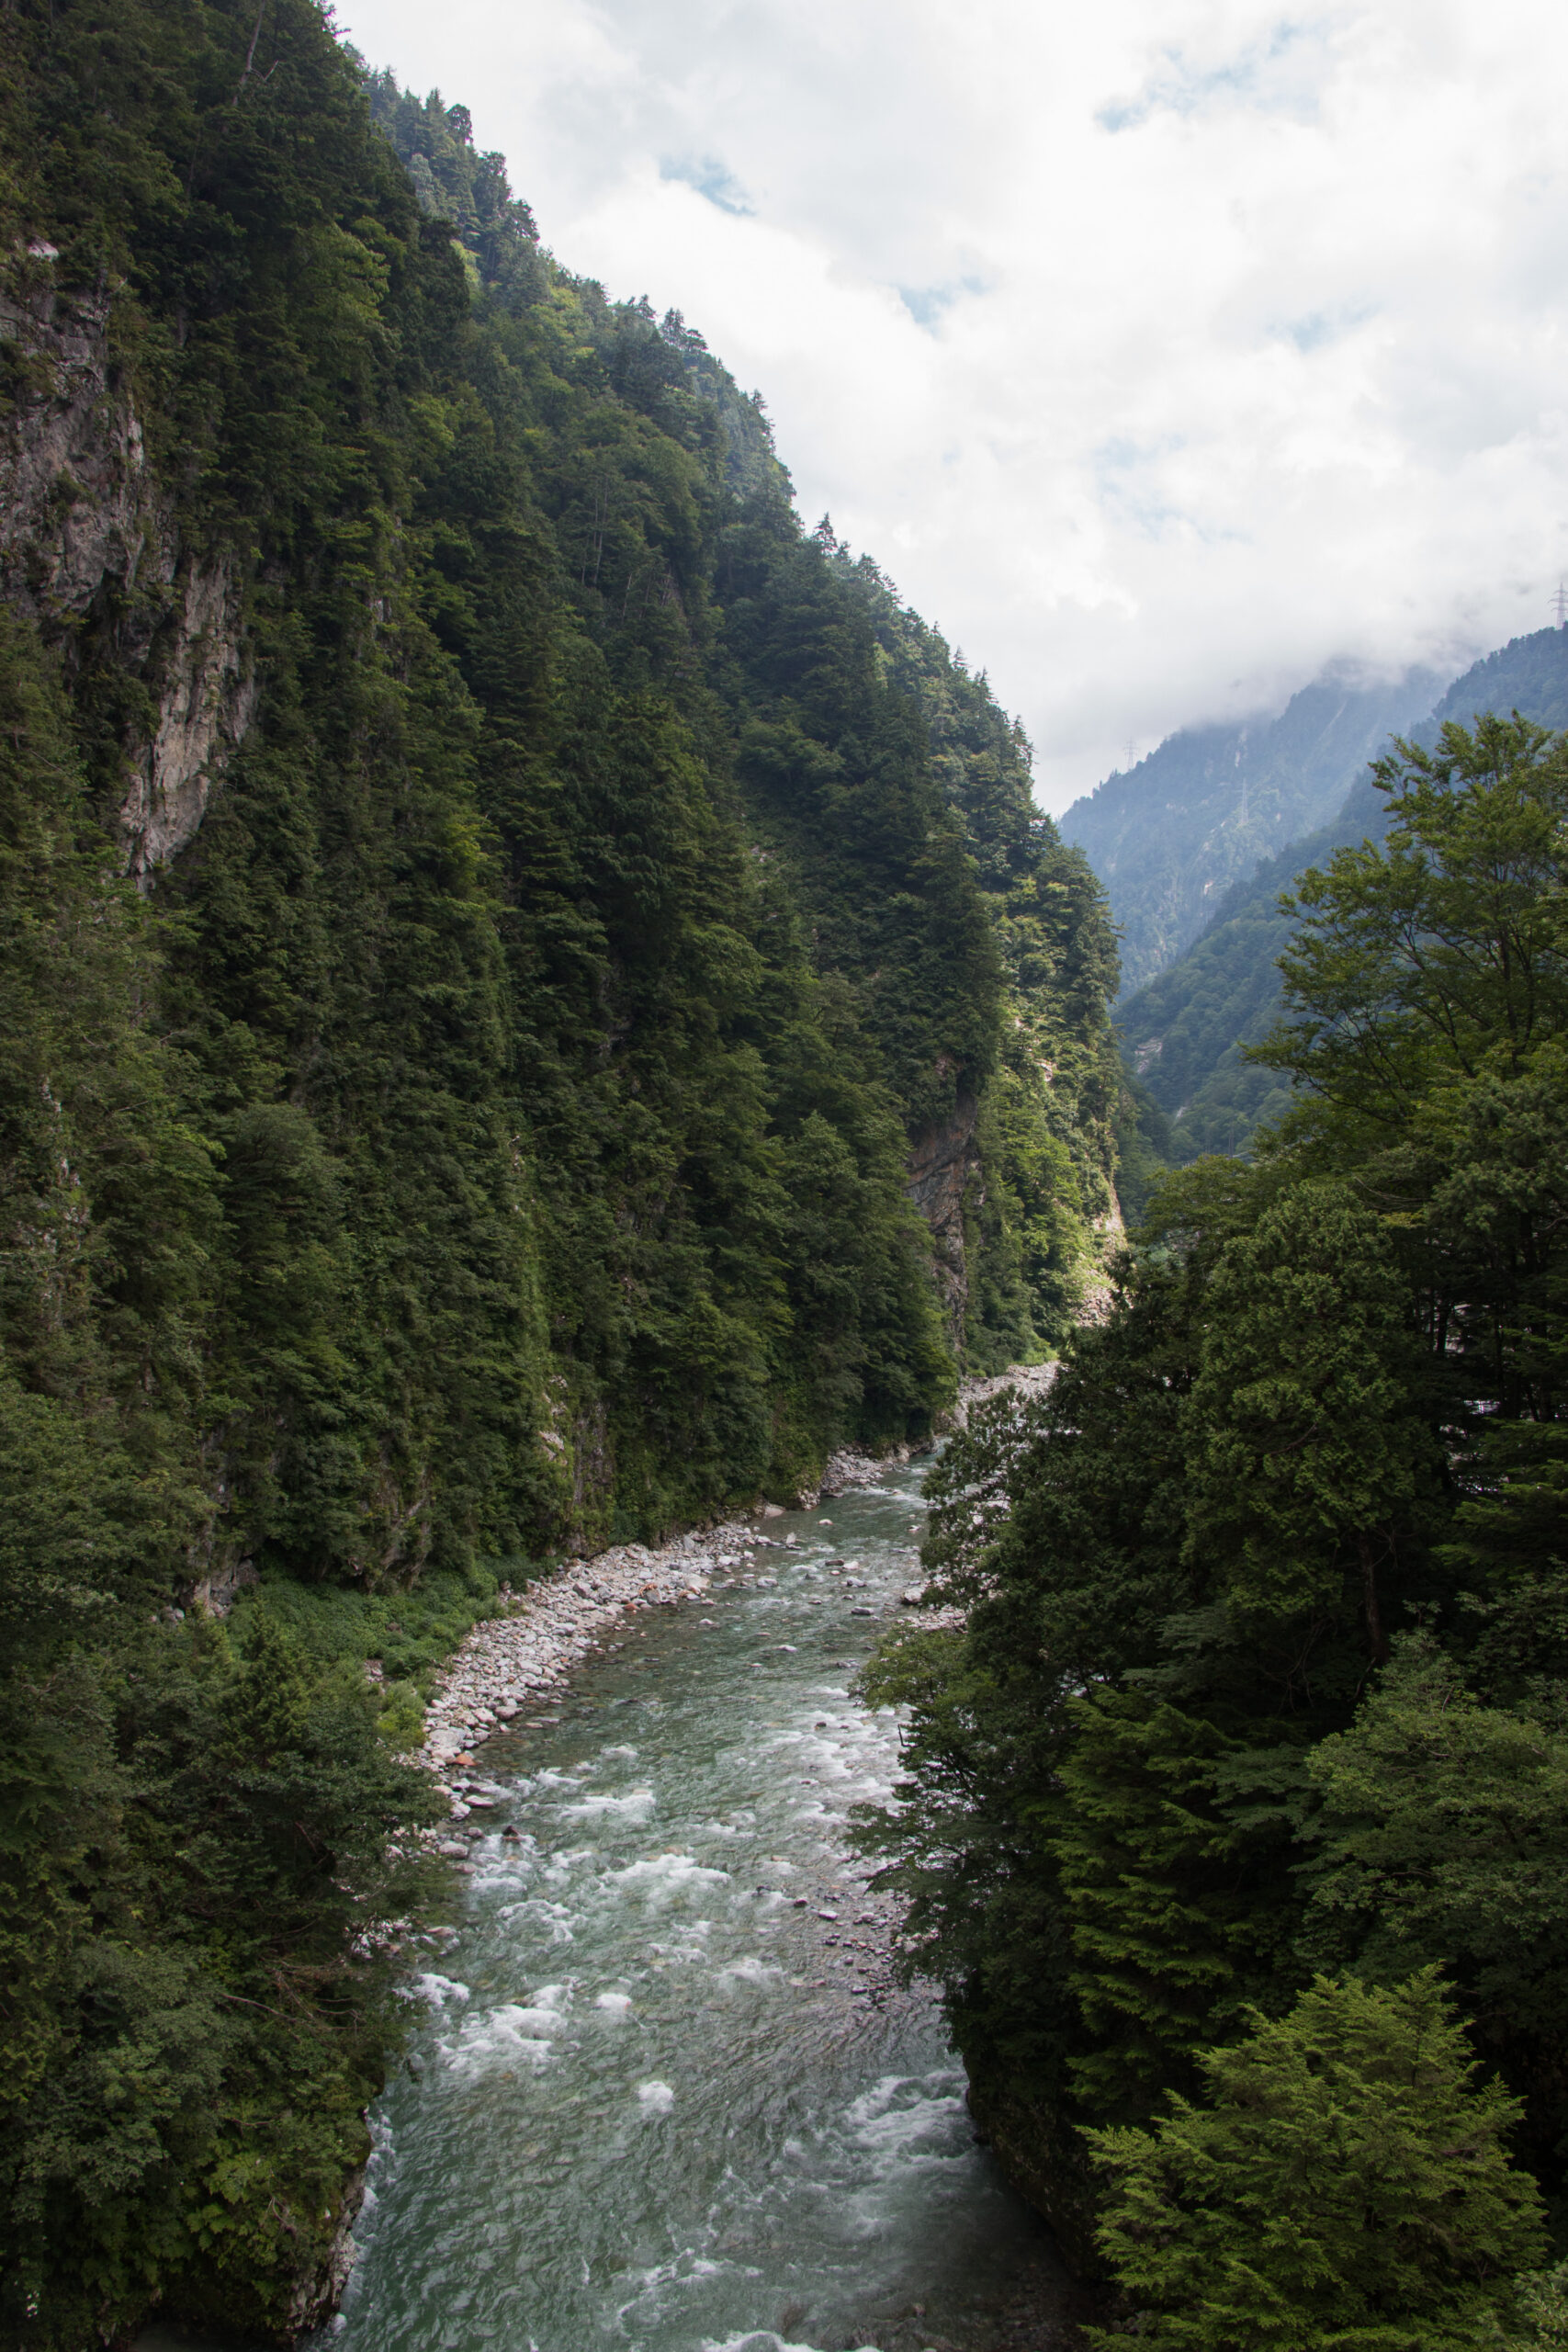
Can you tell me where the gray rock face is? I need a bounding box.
[0,252,254,876]
[0,269,150,620]
[119,553,256,876]
[187,1555,260,1619]
[281,2160,367,2339]
[904,1086,980,1338]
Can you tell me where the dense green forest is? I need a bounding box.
[1117,628,1568,1169]
[0,2,1121,2340]
[868,713,1568,2344]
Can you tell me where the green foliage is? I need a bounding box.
[1265,713,1568,1123]
[0,1617,445,2349]
[1302,1638,1568,2172]
[1053,1690,1280,2117]
[1510,2262,1568,2346]
[1118,827,1330,1162]
[865,712,1568,2287]
[232,1560,513,1688]
[1089,1972,1547,2351]
[1180,1182,1442,1645]
[361,69,542,297]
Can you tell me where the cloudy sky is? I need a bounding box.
[345,0,1568,812]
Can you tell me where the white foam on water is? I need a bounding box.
[850,2091,963,2158]
[637,2078,676,2114]
[472,1851,535,1886]
[600,1743,638,1759]
[844,2069,962,2132]
[412,1972,469,2010]
[442,1983,574,2076]
[557,1788,655,1822]
[516,1897,578,1943]
[716,1956,784,1987]
[610,1852,730,1902]
[594,1990,633,2013]
[648,1924,716,1967]
[700,2337,875,2352]
[542,1843,599,1879]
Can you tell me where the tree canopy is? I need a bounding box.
[863,714,1568,2313]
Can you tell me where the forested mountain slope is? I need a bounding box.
[871,714,1568,2343]
[0,5,1119,2340]
[1121,627,1568,1161]
[1060,665,1443,996]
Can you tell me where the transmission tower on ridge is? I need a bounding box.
[1554,580,1568,628]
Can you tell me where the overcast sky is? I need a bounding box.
[344,0,1568,812]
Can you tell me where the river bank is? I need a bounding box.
[319,1455,1083,2352]
[242,1384,1071,2352]
[412,1362,1061,1780]
[414,1442,912,1779]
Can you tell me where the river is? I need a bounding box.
[144,1463,1075,2352]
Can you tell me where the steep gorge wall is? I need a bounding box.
[0,4,1123,1601]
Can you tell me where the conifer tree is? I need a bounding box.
[1089,1973,1546,2352]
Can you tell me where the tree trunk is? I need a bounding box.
[1357,1532,1390,1665]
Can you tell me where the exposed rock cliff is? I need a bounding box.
[0,245,252,872]
[905,1086,980,1337]
[120,550,254,875]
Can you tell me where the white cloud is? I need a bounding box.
[344,0,1568,808]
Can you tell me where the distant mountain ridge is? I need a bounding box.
[1118,626,1568,1163]
[1060,667,1448,997]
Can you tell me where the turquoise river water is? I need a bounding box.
[143,1464,1075,2352]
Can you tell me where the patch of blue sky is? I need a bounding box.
[659,155,755,217]
[1098,19,1325,133]
[1273,305,1377,353]
[1094,433,1186,483]
[897,276,989,332]
[1091,435,1250,546]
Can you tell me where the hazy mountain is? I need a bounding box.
[1061,667,1448,997]
[1120,627,1568,1160]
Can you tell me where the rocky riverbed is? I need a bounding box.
[327,1442,1083,2352]
[415,1442,919,1815]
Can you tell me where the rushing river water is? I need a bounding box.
[143,1464,1074,2352]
